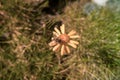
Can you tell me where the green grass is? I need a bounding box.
[0,0,120,80]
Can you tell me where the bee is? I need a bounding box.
[52,36,63,43]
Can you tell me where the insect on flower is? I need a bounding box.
[49,24,80,56]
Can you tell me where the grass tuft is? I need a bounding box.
[0,0,120,80]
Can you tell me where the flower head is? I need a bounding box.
[49,24,80,56]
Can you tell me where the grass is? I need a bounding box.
[0,0,120,80]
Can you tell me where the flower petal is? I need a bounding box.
[68,30,76,36]
[61,45,66,56]
[49,40,57,46]
[54,27,61,35]
[53,31,59,37]
[69,40,79,45]
[70,35,80,38]
[53,44,61,52]
[60,24,65,34]
[65,46,70,54]
[68,42,77,48]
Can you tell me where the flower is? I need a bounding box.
[49,24,80,56]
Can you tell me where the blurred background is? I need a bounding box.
[0,0,120,80]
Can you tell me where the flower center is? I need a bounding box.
[59,34,70,44]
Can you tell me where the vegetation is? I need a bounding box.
[0,0,120,80]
